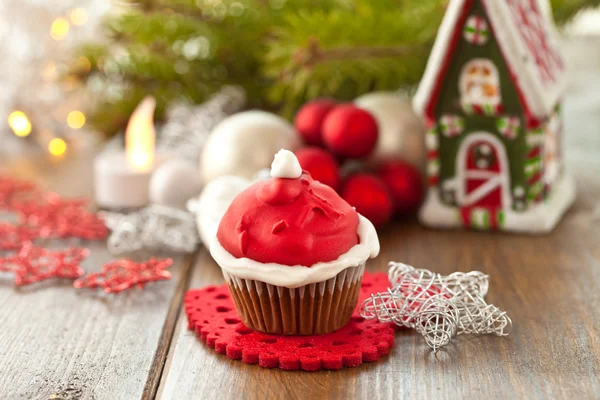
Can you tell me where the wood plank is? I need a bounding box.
[156,56,600,399]
[156,198,600,399]
[0,149,193,399]
[142,254,195,400]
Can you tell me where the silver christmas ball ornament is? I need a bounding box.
[200,111,300,183]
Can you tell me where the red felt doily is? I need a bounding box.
[184,271,395,371]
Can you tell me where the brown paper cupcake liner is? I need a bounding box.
[223,264,365,335]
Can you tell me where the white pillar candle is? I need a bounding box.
[94,96,159,209]
[94,152,155,208]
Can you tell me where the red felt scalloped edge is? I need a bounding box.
[184,271,395,371]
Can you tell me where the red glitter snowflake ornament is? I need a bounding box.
[52,247,90,280]
[15,193,108,240]
[0,175,40,209]
[0,223,38,250]
[0,243,89,286]
[74,258,174,293]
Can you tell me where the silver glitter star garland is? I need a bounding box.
[100,205,200,254]
[361,262,512,352]
[157,85,246,163]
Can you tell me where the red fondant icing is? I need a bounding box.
[217,172,359,266]
[184,271,396,371]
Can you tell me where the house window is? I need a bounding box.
[459,59,501,111]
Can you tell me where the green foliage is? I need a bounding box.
[74,0,600,135]
[551,0,600,21]
[264,0,443,116]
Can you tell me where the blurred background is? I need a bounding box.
[1,0,599,160]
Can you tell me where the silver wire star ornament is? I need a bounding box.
[100,205,200,254]
[361,262,512,352]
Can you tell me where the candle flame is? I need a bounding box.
[126,96,156,171]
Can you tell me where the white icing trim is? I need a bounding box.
[210,215,380,288]
[483,0,566,119]
[270,149,302,179]
[413,0,566,119]
[413,0,468,117]
[420,173,575,233]
[503,173,575,233]
[419,188,461,228]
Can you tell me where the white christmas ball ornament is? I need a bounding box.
[188,175,251,244]
[200,111,300,183]
[355,92,426,170]
[149,160,203,209]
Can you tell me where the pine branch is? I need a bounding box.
[552,0,600,23]
[73,0,600,136]
[286,37,425,74]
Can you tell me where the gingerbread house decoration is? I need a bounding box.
[413,0,575,233]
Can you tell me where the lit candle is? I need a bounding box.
[94,97,164,209]
[126,97,155,171]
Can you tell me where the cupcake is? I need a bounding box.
[210,149,379,335]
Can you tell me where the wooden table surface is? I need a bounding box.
[1,45,600,400]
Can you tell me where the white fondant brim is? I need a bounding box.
[210,214,380,288]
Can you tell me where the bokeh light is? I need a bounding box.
[48,138,67,156]
[74,56,92,73]
[8,111,32,137]
[70,8,88,26]
[51,18,70,40]
[67,111,86,129]
[41,61,57,81]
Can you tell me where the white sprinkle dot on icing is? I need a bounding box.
[270,149,302,179]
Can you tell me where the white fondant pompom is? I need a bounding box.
[270,149,302,179]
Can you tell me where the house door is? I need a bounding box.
[456,133,509,229]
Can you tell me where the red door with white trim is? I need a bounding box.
[459,139,505,228]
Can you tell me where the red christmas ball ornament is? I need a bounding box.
[323,105,378,159]
[377,160,424,215]
[341,173,393,227]
[295,147,341,192]
[294,99,337,146]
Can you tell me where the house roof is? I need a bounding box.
[413,0,566,120]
